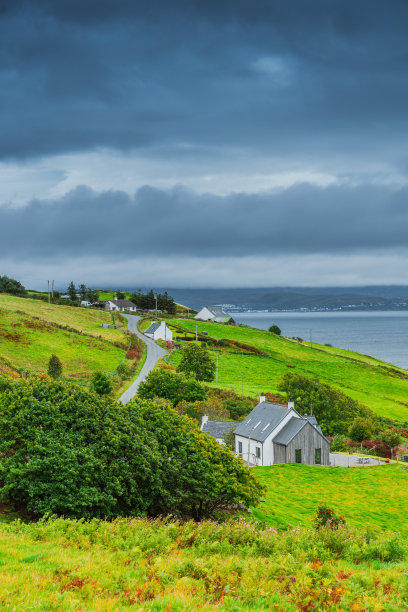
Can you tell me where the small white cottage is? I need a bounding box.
[194,305,235,324]
[144,321,173,342]
[105,299,137,312]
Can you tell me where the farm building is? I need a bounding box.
[105,299,137,312]
[144,320,173,342]
[234,396,330,466]
[194,305,235,324]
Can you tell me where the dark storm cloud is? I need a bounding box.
[1,182,408,260]
[2,0,408,160]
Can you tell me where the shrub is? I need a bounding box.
[313,504,346,530]
[138,369,206,406]
[268,325,281,335]
[348,417,375,442]
[330,434,347,452]
[177,343,216,381]
[0,376,263,520]
[47,354,62,380]
[90,371,112,395]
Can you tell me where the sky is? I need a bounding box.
[1,0,408,290]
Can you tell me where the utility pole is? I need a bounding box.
[51,280,54,300]
[47,280,50,310]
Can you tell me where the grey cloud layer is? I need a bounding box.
[1,183,407,260]
[1,1,408,163]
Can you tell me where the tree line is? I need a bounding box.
[128,289,177,314]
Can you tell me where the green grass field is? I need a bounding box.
[167,319,408,422]
[252,463,408,534]
[0,294,126,344]
[0,307,125,380]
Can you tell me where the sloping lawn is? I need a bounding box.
[252,463,408,535]
[0,294,126,345]
[167,319,408,422]
[0,308,125,380]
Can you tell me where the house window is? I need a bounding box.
[255,447,261,458]
[238,441,243,455]
[315,448,322,465]
[295,449,302,463]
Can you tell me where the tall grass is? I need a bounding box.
[0,516,406,610]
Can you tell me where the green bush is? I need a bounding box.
[0,376,262,520]
[138,369,206,406]
[47,354,63,380]
[90,371,112,395]
[177,343,216,381]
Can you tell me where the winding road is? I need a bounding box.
[119,314,167,404]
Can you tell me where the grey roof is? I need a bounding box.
[110,299,136,308]
[233,402,292,442]
[273,417,308,445]
[145,322,161,334]
[202,421,239,439]
[206,305,230,318]
[307,415,324,435]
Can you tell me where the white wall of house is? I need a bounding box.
[235,435,264,466]
[194,307,214,321]
[145,321,173,342]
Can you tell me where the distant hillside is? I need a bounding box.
[152,286,408,311]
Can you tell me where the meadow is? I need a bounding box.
[0,294,126,344]
[251,463,408,535]
[0,307,125,380]
[167,318,408,422]
[0,513,405,610]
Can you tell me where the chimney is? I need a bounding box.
[200,415,209,430]
[259,393,266,403]
[288,401,295,410]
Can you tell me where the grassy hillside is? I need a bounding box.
[0,515,406,610]
[0,295,129,381]
[252,463,408,535]
[167,318,408,422]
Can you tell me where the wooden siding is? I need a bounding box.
[273,422,330,465]
[273,443,287,464]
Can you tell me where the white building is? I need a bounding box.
[144,320,173,342]
[105,299,137,312]
[194,305,235,324]
[233,395,330,466]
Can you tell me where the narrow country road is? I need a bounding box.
[119,314,167,404]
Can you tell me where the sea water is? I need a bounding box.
[230,311,408,369]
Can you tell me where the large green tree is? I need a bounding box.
[0,275,26,297]
[177,343,216,381]
[0,376,262,520]
[278,372,375,436]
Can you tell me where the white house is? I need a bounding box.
[194,305,235,324]
[233,395,330,466]
[144,320,173,342]
[105,299,137,312]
